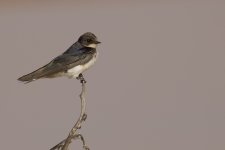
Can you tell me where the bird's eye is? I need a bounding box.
[87,39,91,42]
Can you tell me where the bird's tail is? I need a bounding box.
[18,66,47,83]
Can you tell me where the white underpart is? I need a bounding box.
[67,52,98,78]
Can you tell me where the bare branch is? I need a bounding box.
[50,74,89,150]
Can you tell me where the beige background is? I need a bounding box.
[0,1,225,150]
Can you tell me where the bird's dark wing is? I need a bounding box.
[18,48,95,82]
[40,52,93,77]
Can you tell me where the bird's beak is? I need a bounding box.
[95,41,101,44]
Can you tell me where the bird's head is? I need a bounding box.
[78,32,101,48]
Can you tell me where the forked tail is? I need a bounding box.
[18,66,46,83]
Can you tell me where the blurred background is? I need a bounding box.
[0,0,225,150]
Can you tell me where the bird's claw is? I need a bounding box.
[76,74,86,83]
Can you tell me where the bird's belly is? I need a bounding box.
[66,52,98,78]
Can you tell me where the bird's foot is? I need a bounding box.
[76,74,86,83]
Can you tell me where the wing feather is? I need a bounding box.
[18,48,95,83]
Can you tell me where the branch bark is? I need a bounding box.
[50,74,89,150]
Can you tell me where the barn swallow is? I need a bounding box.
[18,32,100,83]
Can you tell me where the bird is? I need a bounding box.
[18,32,101,83]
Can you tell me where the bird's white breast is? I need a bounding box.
[66,52,98,78]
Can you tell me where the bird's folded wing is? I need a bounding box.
[37,53,93,78]
[18,53,93,82]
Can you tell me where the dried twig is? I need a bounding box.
[50,74,89,150]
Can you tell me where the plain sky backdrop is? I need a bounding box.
[0,1,225,150]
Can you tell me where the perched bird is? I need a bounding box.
[18,32,100,83]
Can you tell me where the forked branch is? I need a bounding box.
[50,74,89,150]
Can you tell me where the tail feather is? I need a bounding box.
[18,66,47,83]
